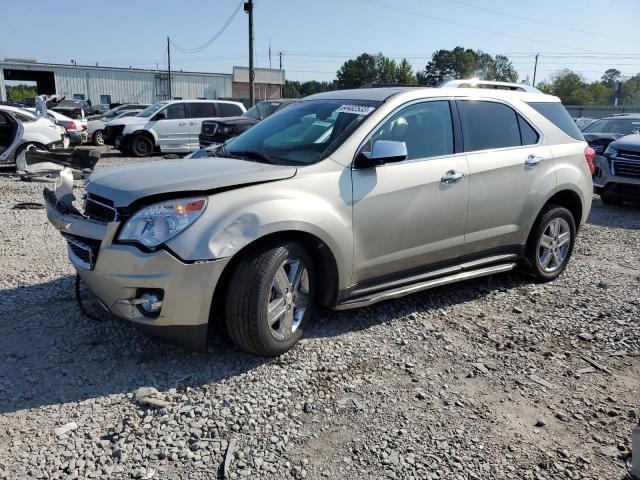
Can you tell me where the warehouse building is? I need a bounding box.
[0,59,285,105]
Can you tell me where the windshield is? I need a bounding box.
[224,99,381,165]
[583,118,640,135]
[243,101,284,119]
[136,102,167,118]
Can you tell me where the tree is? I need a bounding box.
[6,84,37,101]
[282,80,301,98]
[621,73,640,105]
[542,69,591,104]
[282,79,336,98]
[601,68,621,87]
[417,47,517,86]
[396,59,417,85]
[336,53,417,88]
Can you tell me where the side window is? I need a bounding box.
[459,101,520,151]
[217,103,244,117]
[365,101,454,161]
[164,103,186,120]
[12,112,35,123]
[518,115,539,145]
[188,102,218,118]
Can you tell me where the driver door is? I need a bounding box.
[351,100,469,286]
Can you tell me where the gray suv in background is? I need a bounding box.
[44,83,593,356]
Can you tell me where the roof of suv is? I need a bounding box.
[306,86,558,103]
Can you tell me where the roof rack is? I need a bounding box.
[357,83,425,89]
[439,79,542,93]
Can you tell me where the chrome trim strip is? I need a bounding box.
[460,254,518,270]
[335,263,516,310]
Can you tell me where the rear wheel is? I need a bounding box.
[600,192,623,205]
[92,130,105,146]
[225,242,316,356]
[130,135,154,157]
[524,205,576,282]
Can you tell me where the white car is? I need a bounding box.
[103,100,246,156]
[27,108,88,144]
[88,109,144,146]
[0,105,68,154]
[0,108,24,165]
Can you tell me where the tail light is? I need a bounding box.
[584,146,596,175]
[65,121,77,131]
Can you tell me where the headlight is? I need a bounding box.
[118,197,207,248]
[604,145,618,157]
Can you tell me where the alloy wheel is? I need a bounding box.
[267,258,309,341]
[537,218,571,273]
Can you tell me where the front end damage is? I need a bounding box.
[43,169,229,350]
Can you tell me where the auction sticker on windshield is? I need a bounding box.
[336,104,375,115]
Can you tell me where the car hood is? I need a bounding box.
[204,116,259,127]
[87,157,297,207]
[610,133,640,153]
[105,115,148,127]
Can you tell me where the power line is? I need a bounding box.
[170,0,244,54]
[356,0,610,53]
[443,0,640,46]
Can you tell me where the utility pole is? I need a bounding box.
[245,0,255,106]
[279,51,283,70]
[532,53,539,88]
[167,36,172,100]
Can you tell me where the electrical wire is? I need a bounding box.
[170,0,244,54]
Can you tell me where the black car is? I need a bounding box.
[582,113,640,155]
[593,133,640,204]
[199,99,297,148]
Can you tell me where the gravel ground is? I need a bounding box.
[0,152,639,479]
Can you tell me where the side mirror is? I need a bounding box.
[152,112,166,121]
[354,140,407,168]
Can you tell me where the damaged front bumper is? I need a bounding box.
[43,180,230,350]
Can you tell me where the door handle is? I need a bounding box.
[525,155,543,167]
[440,170,466,184]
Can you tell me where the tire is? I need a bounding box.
[92,130,105,146]
[130,135,154,157]
[600,192,623,205]
[225,242,316,356]
[524,205,576,282]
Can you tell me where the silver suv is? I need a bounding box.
[44,84,593,356]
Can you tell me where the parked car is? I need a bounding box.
[27,108,88,145]
[88,108,147,146]
[574,117,597,130]
[50,98,90,120]
[44,82,593,355]
[199,99,298,148]
[103,100,246,156]
[86,104,149,121]
[593,133,640,204]
[0,105,67,157]
[582,113,640,155]
[0,108,24,165]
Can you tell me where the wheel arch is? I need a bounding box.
[209,230,340,333]
[543,188,583,230]
[131,129,157,147]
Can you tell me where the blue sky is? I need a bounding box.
[2,0,639,84]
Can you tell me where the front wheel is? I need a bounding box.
[130,135,154,157]
[524,205,576,282]
[92,130,105,146]
[225,242,316,356]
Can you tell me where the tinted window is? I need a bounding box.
[518,115,539,145]
[527,102,583,140]
[12,111,35,123]
[164,103,186,120]
[582,118,640,135]
[188,102,217,118]
[366,101,454,160]
[460,101,520,151]
[217,103,244,117]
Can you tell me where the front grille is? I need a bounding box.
[612,158,640,179]
[83,194,117,223]
[618,149,640,161]
[104,124,125,145]
[63,234,101,270]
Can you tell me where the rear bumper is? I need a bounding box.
[43,189,230,350]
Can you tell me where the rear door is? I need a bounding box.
[187,102,219,151]
[458,99,554,257]
[0,111,23,164]
[154,103,189,152]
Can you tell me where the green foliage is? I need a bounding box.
[416,47,517,86]
[6,84,37,101]
[336,53,417,89]
[541,69,640,105]
[282,80,336,98]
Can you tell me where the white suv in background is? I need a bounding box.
[103,100,246,156]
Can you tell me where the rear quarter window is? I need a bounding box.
[527,102,583,140]
[217,103,244,117]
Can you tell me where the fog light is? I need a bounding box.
[135,289,164,317]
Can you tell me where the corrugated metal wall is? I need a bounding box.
[0,62,233,104]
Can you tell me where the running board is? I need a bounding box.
[335,262,516,310]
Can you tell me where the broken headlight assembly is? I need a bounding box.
[118,197,207,248]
